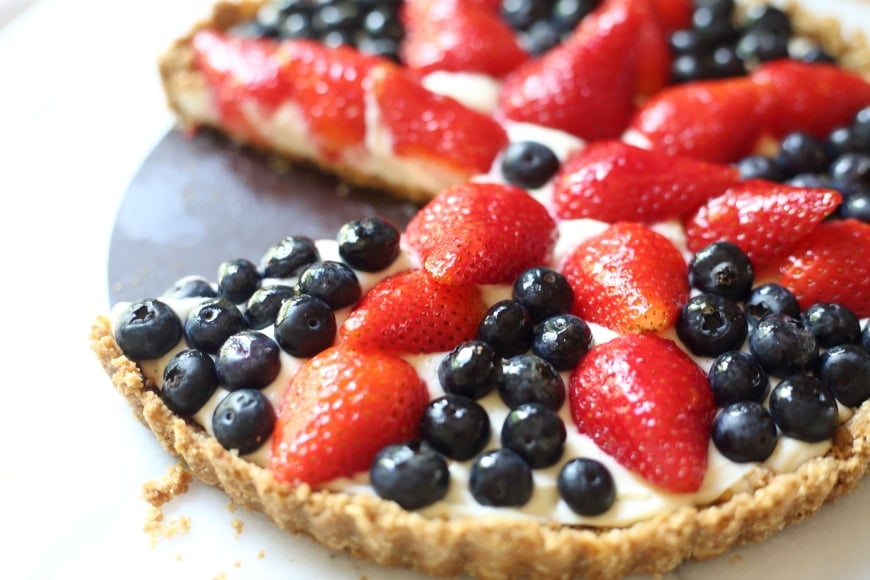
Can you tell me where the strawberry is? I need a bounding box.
[552,140,740,222]
[648,0,692,33]
[560,222,689,334]
[270,345,429,486]
[632,0,673,96]
[404,182,557,285]
[498,0,641,141]
[340,269,488,353]
[628,76,776,164]
[569,334,716,493]
[777,219,870,318]
[751,60,870,139]
[371,65,509,179]
[401,0,528,78]
[684,180,842,270]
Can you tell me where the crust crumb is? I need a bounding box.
[142,462,193,507]
[257,550,265,560]
[144,505,192,547]
[231,517,244,538]
[225,501,238,513]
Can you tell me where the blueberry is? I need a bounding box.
[816,345,870,408]
[557,458,616,516]
[830,153,870,190]
[296,260,361,309]
[278,12,314,39]
[711,401,778,463]
[115,299,183,361]
[244,285,296,330]
[691,6,738,47]
[676,293,748,358]
[735,28,789,62]
[184,298,247,354]
[161,349,219,416]
[710,45,747,78]
[532,314,593,371]
[841,190,870,223]
[864,320,870,353]
[794,43,836,65]
[520,20,562,56]
[708,350,768,406]
[743,4,791,37]
[499,353,565,411]
[735,155,783,181]
[420,395,491,461]
[551,0,599,31]
[312,1,362,33]
[477,299,534,357]
[215,330,281,390]
[694,0,735,18]
[356,36,401,61]
[501,403,566,468]
[775,132,828,177]
[212,389,276,454]
[469,449,533,507]
[787,173,831,189]
[216,258,261,304]
[337,217,401,272]
[164,275,217,299]
[769,375,839,442]
[671,53,717,83]
[273,293,337,358]
[438,340,500,400]
[362,7,403,40]
[745,283,800,326]
[800,302,861,347]
[500,0,549,31]
[689,241,755,301]
[826,125,870,159]
[749,314,818,377]
[512,266,574,322]
[499,141,561,190]
[669,29,706,55]
[370,442,450,510]
[259,235,319,278]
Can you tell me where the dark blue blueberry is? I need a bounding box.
[337,217,401,272]
[669,29,706,55]
[438,340,500,400]
[184,298,247,354]
[259,235,319,279]
[212,389,276,454]
[775,132,829,177]
[749,314,818,377]
[852,106,870,145]
[520,20,562,56]
[312,1,362,33]
[745,283,800,326]
[501,403,566,468]
[469,449,533,507]
[477,299,534,358]
[863,320,870,353]
[297,260,361,309]
[691,5,739,47]
[273,293,336,358]
[557,458,616,516]
[243,285,296,330]
[841,189,870,223]
[769,375,839,442]
[735,28,789,62]
[362,7,403,40]
[735,155,783,181]
[689,241,755,301]
[708,351,768,407]
[513,266,574,322]
[217,258,261,304]
[420,395,491,461]
[786,173,831,189]
[253,2,283,37]
[742,4,791,37]
[164,275,217,299]
[278,12,315,39]
[161,349,219,416]
[671,53,717,83]
[801,302,861,347]
[826,125,870,159]
[710,45,747,78]
[830,153,870,191]
[500,0,549,31]
[370,442,450,510]
[115,299,183,361]
[695,0,735,18]
[356,36,401,61]
[215,330,281,390]
[676,293,748,358]
[816,345,870,408]
[551,0,599,31]
[499,353,565,411]
[532,314,593,371]
[500,141,561,190]
[794,43,836,64]
[711,401,778,463]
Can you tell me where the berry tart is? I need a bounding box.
[94,0,870,578]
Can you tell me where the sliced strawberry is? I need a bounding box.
[569,334,716,493]
[371,65,509,178]
[632,0,673,96]
[552,140,739,222]
[340,269,487,353]
[648,0,692,32]
[401,0,528,78]
[270,345,429,486]
[777,219,870,318]
[560,222,689,334]
[684,180,842,270]
[404,182,556,285]
[498,0,640,141]
[751,60,870,139]
[628,76,776,164]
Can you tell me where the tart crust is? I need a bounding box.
[91,316,870,578]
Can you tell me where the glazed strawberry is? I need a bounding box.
[632,0,673,96]
[684,180,842,270]
[569,334,716,493]
[340,269,487,353]
[560,222,689,334]
[751,60,870,139]
[648,0,692,32]
[270,345,429,486]
[404,182,556,285]
[778,219,870,318]
[371,66,509,178]
[552,141,739,222]
[401,0,528,78]
[628,76,776,164]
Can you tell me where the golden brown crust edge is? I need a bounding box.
[90,316,870,579]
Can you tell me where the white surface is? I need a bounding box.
[0,1,868,579]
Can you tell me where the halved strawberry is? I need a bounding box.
[632,0,673,96]
[552,140,740,222]
[404,182,556,285]
[371,65,509,178]
[560,222,689,334]
[751,60,870,139]
[569,334,716,493]
[340,269,488,353]
[684,180,842,270]
[627,76,776,164]
[270,345,429,486]
[777,219,870,318]
[648,0,692,32]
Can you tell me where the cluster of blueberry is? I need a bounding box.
[678,241,870,463]
[737,105,870,224]
[371,266,617,516]
[499,0,601,56]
